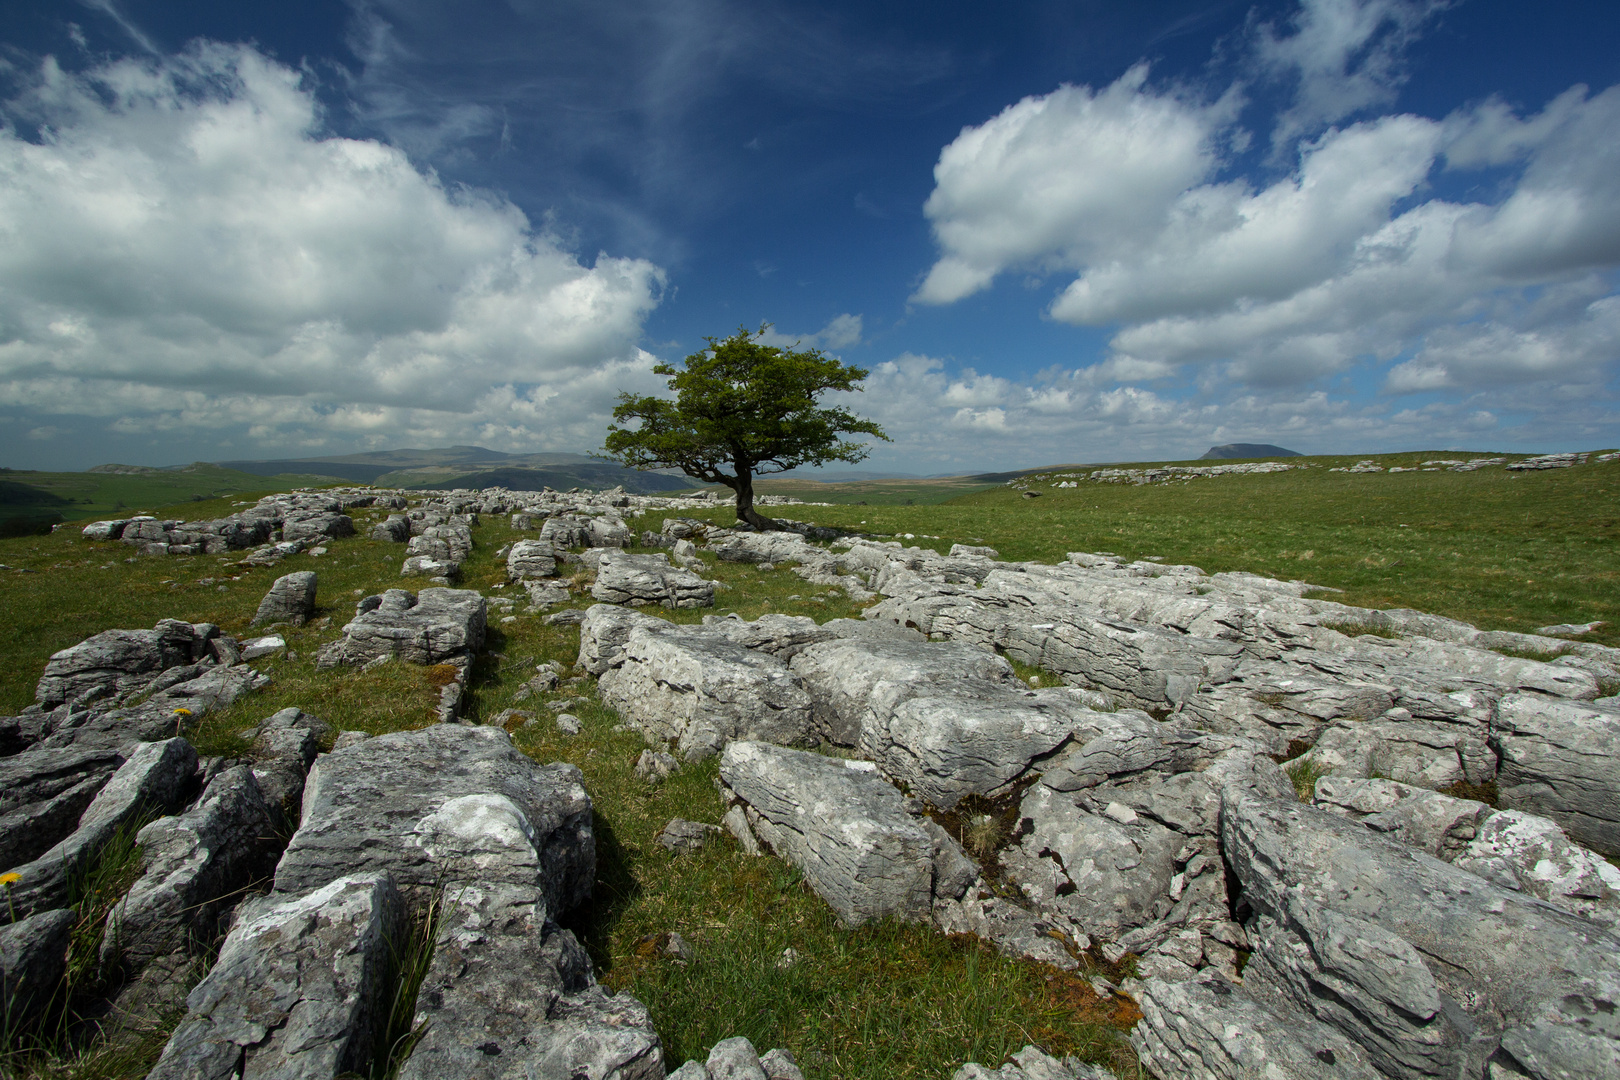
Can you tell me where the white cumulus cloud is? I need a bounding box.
[911,0,1620,415]
[0,42,666,456]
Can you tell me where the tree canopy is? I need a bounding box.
[603,326,889,529]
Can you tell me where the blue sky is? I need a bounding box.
[1,0,1617,473]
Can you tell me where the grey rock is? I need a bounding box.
[238,633,286,660]
[658,818,721,854]
[721,805,761,856]
[1494,693,1620,855]
[1131,972,1380,1080]
[757,1048,804,1080]
[35,618,208,706]
[1538,620,1606,637]
[0,744,124,868]
[103,765,277,973]
[252,705,335,747]
[598,627,816,760]
[273,725,594,915]
[3,738,197,922]
[401,522,473,579]
[315,587,487,668]
[711,532,814,565]
[249,570,317,627]
[1300,715,1497,790]
[280,510,354,544]
[920,817,978,901]
[1312,776,1494,859]
[1223,788,1620,1080]
[719,742,933,925]
[1004,782,1180,940]
[397,883,663,1080]
[0,908,75,1034]
[555,712,581,736]
[789,637,1014,747]
[508,538,559,580]
[147,873,404,1080]
[634,749,678,782]
[81,518,131,541]
[860,681,1124,810]
[698,612,837,659]
[579,604,673,674]
[544,607,589,626]
[1454,809,1620,924]
[369,513,411,542]
[592,551,715,609]
[704,1036,769,1080]
[953,1045,1117,1080]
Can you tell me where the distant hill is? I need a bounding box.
[1200,443,1302,460]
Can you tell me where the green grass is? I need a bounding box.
[2,451,1618,1077]
[0,464,341,533]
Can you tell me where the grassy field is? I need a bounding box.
[0,464,334,536]
[1,450,1615,1077]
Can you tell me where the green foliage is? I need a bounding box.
[604,327,888,525]
[1284,758,1329,803]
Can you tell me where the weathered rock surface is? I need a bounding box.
[1312,776,1492,859]
[315,587,487,668]
[0,908,75,1034]
[953,1045,1117,1080]
[508,537,559,580]
[275,725,592,906]
[3,738,198,922]
[35,618,218,707]
[666,1037,807,1080]
[0,744,124,868]
[250,570,318,627]
[401,521,474,579]
[1131,971,1380,1079]
[592,551,715,608]
[104,764,278,974]
[599,626,816,760]
[147,873,404,1080]
[719,741,934,925]
[1453,809,1620,924]
[1223,788,1620,1079]
[788,636,1015,746]
[1493,693,1620,855]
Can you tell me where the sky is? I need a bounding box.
[1,0,1617,475]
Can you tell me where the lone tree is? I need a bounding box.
[604,326,889,530]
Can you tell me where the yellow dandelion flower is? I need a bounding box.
[173,707,193,715]
[0,872,20,886]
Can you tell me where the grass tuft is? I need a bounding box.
[1283,758,1329,803]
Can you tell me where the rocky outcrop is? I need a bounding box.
[718,741,935,925]
[508,537,559,580]
[315,588,486,669]
[401,521,474,580]
[249,570,318,627]
[1221,789,1620,1080]
[598,625,816,760]
[35,618,228,707]
[591,551,715,608]
[0,908,76,1034]
[1493,693,1620,854]
[3,738,198,922]
[147,873,406,1080]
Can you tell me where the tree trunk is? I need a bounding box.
[732,466,783,531]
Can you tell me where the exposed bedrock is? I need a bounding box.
[591,550,716,609]
[315,586,487,669]
[153,723,660,1080]
[1221,789,1620,1080]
